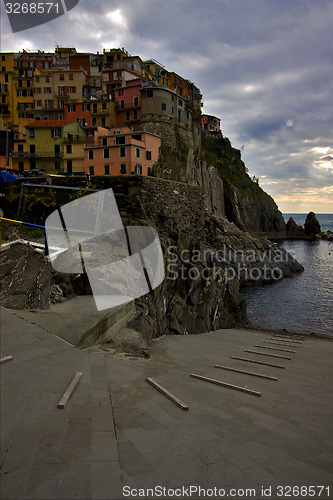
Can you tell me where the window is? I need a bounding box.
[119,89,124,96]
[58,100,65,109]
[46,100,53,109]
[120,146,126,157]
[135,164,142,174]
[88,150,94,160]
[103,149,110,159]
[69,86,76,93]
[147,166,151,176]
[179,99,183,106]
[45,76,50,83]
[89,166,94,175]
[5,74,8,82]
[51,128,61,138]
[18,144,24,154]
[30,145,36,154]
[134,96,139,106]
[68,104,76,112]
[55,160,60,170]
[59,86,65,96]
[178,110,181,120]
[136,148,140,158]
[102,102,107,110]
[54,145,61,157]
[126,111,130,121]
[45,87,51,93]
[30,160,36,169]
[120,164,126,174]
[104,164,110,175]
[146,150,152,160]
[133,110,138,120]
[120,99,125,109]
[60,74,64,81]
[171,107,174,114]
[116,136,125,145]
[35,100,42,107]
[92,117,97,126]
[161,103,166,111]
[18,162,24,171]
[66,144,72,154]
[147,89,153,98]
[35,87,41,94]
[101,117,106,127]
[92,103,97,113]
[67,160,73,174]
[69,74,74,80]
[29,128,35,138]
[102,137,108,146]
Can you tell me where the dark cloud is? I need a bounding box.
[1,0,332,211]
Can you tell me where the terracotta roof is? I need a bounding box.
[26,119,77,128]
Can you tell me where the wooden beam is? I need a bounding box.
[57,372,83,409]
[0,356,13,365]
[244,349,292,360]
[146,378,189,411]
[231,356,285,369]
[261,341,299,348]
[253,344,296,353]
[272,334,304,341]
[214,364,278,381]
[268,337,302,344]
[190,373,261,397]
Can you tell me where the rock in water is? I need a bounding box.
[304,212,321,238]
[286,217,305,237]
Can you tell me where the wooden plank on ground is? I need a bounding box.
[146,378,189,411]
[261,341,299,348]
[253,344,296,353]
[57,372,83,409]
[0,356,13,365]
[214,364,278,381]
[231,356,285,369]
[244,349,292,360]
[268,337,302,344]
[272,334,304,341]
[190,373,261,397]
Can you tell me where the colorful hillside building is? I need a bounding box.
[201,114,221,135]
[26,119,86,173]
[84,126,161,177]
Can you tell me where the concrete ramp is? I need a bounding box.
[10,296,136,348]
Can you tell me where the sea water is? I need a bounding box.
[241,214,333,336]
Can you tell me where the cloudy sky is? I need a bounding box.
[1,0,332,213]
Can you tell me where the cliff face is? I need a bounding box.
[1,176,302,350]
[143,119,286,234]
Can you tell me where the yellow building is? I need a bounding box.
[26,119,86,173]
[11,124,29,172]
[90,98,117,129]
[0,53,15,127]
[34,69,87,121]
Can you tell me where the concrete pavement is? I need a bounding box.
[1,307,333,499]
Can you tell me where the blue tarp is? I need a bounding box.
[0,171,19,184]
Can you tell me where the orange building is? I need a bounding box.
[201,114,221,134]
[84,126,161,176]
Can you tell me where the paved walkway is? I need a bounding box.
[1,308,333,499]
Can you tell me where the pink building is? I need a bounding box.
[84,126,161,176]
[201,114,221,134]
[115,79,142,129]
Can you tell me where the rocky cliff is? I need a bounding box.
[1,176,303,352]
[142,119,286,234]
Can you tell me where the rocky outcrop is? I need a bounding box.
[0,177,303,351]
[304,212,321,238]
[286,217,305,238]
